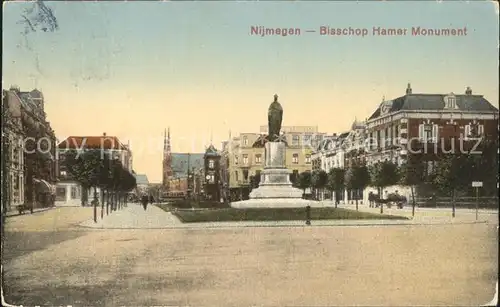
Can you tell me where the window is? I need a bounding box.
[235,171,239,181]
[305,154,311,164]
[292,153,299,164]
[243,137,248,146]
[14,176,19,190]
[419,123,438,143]
[208,159,215,169]
[384,128,389,147]
[71,186,78,199]
[243,170,249,181]
[234,155,239,165]
[292,135,300,145]
[445,97,457,109]
[209,175,215,184]
[465,123,484,139]
[255,154,262,164]
[243,154,249,165]
[303,135,312,145]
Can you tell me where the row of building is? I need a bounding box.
[160,84,499,204]
[2,86,149,213]
[312,84,499,202]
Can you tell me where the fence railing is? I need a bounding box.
[415,196,499,209]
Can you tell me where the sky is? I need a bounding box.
[2,0,499,183]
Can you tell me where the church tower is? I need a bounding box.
[162,127,173,188]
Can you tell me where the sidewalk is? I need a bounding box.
[79,202,497,230]
[4,206,56,218]
[79,203,181,229]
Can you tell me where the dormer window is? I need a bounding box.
[243,137,248,146]
[444,94,458,110]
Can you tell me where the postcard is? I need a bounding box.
[2,1,498,306]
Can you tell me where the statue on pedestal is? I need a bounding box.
[268,94,283,142]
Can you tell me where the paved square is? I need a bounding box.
[2,207,498,306]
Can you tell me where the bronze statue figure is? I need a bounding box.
[268,94,283,142]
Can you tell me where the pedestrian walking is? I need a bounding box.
[141,195,149,211]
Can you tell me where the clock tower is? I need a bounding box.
[203,144,221,201]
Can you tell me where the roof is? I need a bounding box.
[4,90,22,117]
[134,174,149,185]
[171,153,204,176]
[205,144,219,156]
[368,93,498,120]
[58,136,127,150]
[314,132,349,152]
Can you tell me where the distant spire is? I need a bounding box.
[164,127,171,153]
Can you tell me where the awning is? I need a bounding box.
[34,178,56,194]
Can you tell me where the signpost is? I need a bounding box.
[472,181,483,220]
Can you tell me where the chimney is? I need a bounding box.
[103,132,107,137]
[406,83,412,95]
[466,86,472,95]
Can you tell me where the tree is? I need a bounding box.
[326,168,345,208]
[369,161,399,214]
[65,149,103,222]
[399,159,425,217]
[432,153,475,217]
[311,170,328,200]
[345,164,370,211]
[297,171,312,197]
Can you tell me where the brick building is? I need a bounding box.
[364,84,499,200]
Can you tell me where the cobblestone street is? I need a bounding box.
[2,206,498,306]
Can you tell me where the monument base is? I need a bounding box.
[231,198,326,209]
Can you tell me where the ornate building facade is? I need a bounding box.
[364,84,499,201]
[2,89,26,213]
[2,87,57,212]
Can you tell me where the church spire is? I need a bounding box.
[164,127,171,152]
[162,127,173,187]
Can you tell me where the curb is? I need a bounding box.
[76,220,490,230]
[4,206,56,218]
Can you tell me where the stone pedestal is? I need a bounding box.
[232,141,310,208]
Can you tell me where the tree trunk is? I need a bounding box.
[451,189,456,218]
[411,185,416,217]
[101,192,104,219]
[355,196,359,211]
[93,187,97,223]
[379,186,384,214]
[106,189,110,215]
